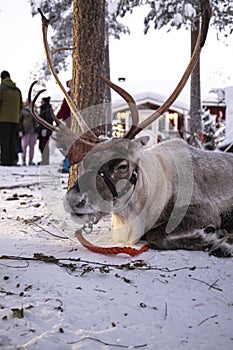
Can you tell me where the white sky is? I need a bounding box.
[0,0,233,102]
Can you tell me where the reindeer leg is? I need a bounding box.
[144,225,233,257]
[208,228,233,258]
[144,225,214,251]
[210,211,233,257]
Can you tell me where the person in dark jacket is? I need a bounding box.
[38,96,53,165]
[19,100,38,165]
[0,70,23,166]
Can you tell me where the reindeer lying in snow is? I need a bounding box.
[65,137,233,257]
[29,2,233,257]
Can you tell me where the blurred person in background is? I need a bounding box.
[19,99,38,165]
[37,96,54,165]
[0,70,23,166]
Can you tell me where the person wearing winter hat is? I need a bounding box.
[0,70,23,166]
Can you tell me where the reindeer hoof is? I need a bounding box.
[209,246,232,258]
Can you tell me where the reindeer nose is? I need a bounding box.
[75,199,86,208]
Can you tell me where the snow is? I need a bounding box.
[173,13,183,26]
[184,3,196,18]
[1,147,233,350]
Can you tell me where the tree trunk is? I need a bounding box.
[104,4,113,138]
[190,19,202,136]
[69,0,110,189]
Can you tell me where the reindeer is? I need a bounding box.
[29,2,233,257]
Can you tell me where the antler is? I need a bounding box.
[28,80,101,165]
[28,81,57,131]
[37,8,97,139]
[99,75,139,130]
[123,0,211,139]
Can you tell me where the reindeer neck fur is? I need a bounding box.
[111,140,175,245]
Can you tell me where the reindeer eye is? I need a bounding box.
[118,164,127,170]
[116,162,128,171]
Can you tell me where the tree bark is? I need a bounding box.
[190,19,202,136]
[69,0,110,189]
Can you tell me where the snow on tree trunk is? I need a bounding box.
[190,20,202,135]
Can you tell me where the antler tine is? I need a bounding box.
[28,80,38,105]
[126,0,211,139]
[28,81,57,131]
[99,75,139,132]
[37,8,98,139]
[200,0,211,48]
[50,107,62,126]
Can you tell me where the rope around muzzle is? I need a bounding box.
[75,224,149,257]
[74,164,149,256]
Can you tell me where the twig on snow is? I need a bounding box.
[0,260,29,268]
[67,336,147,348]
[23,218,69,240]
[0,182,40,190]
[0,289,17,296]
[197,314,218,326]
[190,277,222,292]
[164,302,168,320]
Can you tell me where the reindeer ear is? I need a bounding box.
[134,135,150,146]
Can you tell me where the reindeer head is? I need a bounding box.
[29,2,211,227]
[65,135,151,225]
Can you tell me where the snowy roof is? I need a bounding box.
[113,91,189,114]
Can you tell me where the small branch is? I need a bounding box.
[25,219,69,240]
[208,279,222,291]
[0,260,29,269]
[0,289,17,296]
[11,173,61,178]
[152,277,169,284]
[164,302,168,320]
[190,277,222,292]
[67,336,147,348]
[0,182,40,190]
[197,314,218,326]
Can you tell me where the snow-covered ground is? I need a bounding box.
[0,144,233,350]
